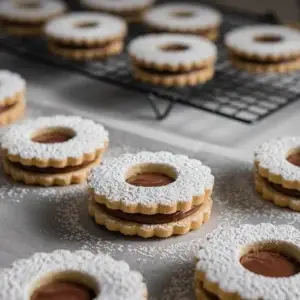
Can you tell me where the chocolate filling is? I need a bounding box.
[269,181,300,198]
[31,281,96,300]
[51,40,116,50]
[240,250,300,277]
[0,102,16,114]
[32,131,74,144]
[287,152,300,167]
[126,172,174,187]
[98,202,201,224]
[231,53,299,65]
[135,65,208,75]
[1,19,44,27]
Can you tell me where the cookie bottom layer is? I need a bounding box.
[132,65,214,87]
[230,54,300,73]
[0,97,25,126]
[195,285,218,300]
[88,197,212,238]
[3,154,102,186]
[48,40,123,61]
[255,170,300,211]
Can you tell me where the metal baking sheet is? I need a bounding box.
[0,103,299,300]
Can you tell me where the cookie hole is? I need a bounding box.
[125,163,177,187]
[254,34,283,43]
[240,241,300,278]
[75,21,99,29]
[30,271,98,300]
[287,148,300,167]
[171,10,195,18]
[31,127,76,144]
[160,43,189,52]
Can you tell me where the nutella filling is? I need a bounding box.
[51,40,117,51]
[287,152,300,167]
[126,172,174,187]
[98,202,201,224]
[240,250,300,277]
[136,65,208,76]
[269,181,300,198]
[31,131,74,144]
[0,102,16,114]
[31,281,96,300]
[231,53,299,65]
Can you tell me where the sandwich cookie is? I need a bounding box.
[80,0,155,23]
[0,250,147,300]
[128,34,217,86]
[225,25,300,73]
[254,137,300,211]
[0,70,26,126]
[1,115,109,186]
[45,12,127,61]
[0,0,66,37]
[144,4,222,41]
[195,223,300,300]
[88,151,214,238]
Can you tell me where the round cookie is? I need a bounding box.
[1,115,109,186]
[45,12,127,61]
[80,0,155,23]
[254,136,300,211]
[128,34,217,86]
[195,223,300,300]
[0,70,26,126]
[0,0,66,36]
[88,151,214,238]
[225,25,300,73]
[144,4,222,41]
[0,250,147,300]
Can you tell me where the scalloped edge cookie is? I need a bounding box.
[0,95,25,126]
[89,196,212,238]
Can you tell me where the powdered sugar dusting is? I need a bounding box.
[81,0,154,11]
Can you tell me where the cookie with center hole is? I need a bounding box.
[45,12,127,61]
[88,151,214,238]
[1,115,109,186]
[254,136,300,211]
[195,223,300,300]
[144,4,222,41]
[225,25,300,73]
[0,250,147,300]
[0,0,66,37]
[80,0,155,23]
[128,34,217,87]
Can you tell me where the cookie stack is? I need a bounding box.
[128,34,217,87]
[88,151,214,238]
[0,70,26,126]
[1,115,109,186]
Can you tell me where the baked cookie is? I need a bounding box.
[80,0,155,23]
[195,223,300,300]
[45,12,127,61]
[0,249,147,300]
[0,0,66,37]
[144,4,222,41]
[225,25,300,73]
[88,151,214,238]
[0,70,26,126]
[128,34,217,86]
[1,115,109,186]
[254,137,300,211]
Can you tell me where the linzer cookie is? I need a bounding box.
[225,25,300,73]
[0,250,147,300]
[195,223,300,300]
[45,12,127,61]
[128,34,217,86]
[1,115,108,186]
[88,151,214,238]
[144,4,222,41]
[0,0,66,37]
[0,70,26,126]
[80,0,155,23]
[254,137,300,211]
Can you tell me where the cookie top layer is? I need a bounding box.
[45,12,127,42]
[128,34,217,67]
[0,250,146,300]
[0,70,26,104]
[1,115,108,162]
[144,4,222,31]
[0,0,66,22]
[89,151,214,209]
[225,25,300,57]
[196,223,300,300]
[255,137,300,183]
[81,0,155,11]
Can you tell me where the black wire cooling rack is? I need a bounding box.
[0,1,299,123]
